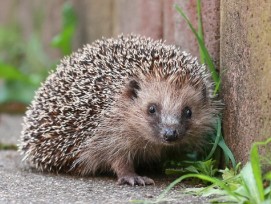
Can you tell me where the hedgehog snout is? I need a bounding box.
[159,115,183,143]
[161,128,178,142]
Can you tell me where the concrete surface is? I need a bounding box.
[0,151,210,204]
[0,114,209,204]
[0,114,23,145]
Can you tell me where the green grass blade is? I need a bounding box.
[204,117,236,168]
[250,145,264,201]
[249,138,271,201]
[205,117,221,161]
[214,78,221,95]
[175,5,220,89]
[196,0,205,64]
[218,136,236,168]
[241,162,263,203]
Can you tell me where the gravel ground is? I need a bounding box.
[0,115,209,204]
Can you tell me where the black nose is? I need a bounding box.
[162,128,178,142]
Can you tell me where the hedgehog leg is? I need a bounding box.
[112,159,154,186]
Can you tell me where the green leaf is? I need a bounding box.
[62,2,77,27]
[0,62,29,82]
[241,162,263,203]
[204,117,236,168]
[166,159,217,177]
[51,26,75,55]
[205,117,221,161]
[249,138,271,201]
[264,172,271,181]
[184,165,199,174]
[218,134,237,168]
[250,146,264,201]
[51,2,77,55]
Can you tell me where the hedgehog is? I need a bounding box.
[19,35,221,186]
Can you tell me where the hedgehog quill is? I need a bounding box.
[19,35,221,186]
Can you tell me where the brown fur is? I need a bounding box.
[73,70,220,185]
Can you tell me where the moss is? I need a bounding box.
[0,143,18,150]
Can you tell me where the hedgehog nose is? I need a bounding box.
[162,128,177,142]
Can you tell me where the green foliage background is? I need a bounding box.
[0,3,77,105]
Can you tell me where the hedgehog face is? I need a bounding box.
[145,101,192,144]
[123,77,213,146]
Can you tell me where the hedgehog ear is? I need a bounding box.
[125,79,141,100]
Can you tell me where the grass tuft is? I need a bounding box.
[175,4,220,93]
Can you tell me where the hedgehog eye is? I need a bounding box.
[183,106,192,119]
[148,105,156,114]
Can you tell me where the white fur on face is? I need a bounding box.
[160,115,179,126]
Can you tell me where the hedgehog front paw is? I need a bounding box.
[117,176,155,186]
